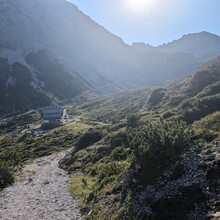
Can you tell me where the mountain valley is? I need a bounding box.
[0,0,220,219]
[1,55,220,219]
[1,0,220,117]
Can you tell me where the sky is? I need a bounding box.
[67,0,220,46]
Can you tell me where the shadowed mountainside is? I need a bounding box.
[1,0,220,117]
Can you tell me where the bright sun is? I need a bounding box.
[126,0,154,13]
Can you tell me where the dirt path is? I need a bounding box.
[0,152,82,220]
[0,110,37,123]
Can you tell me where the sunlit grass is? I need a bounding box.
[68,173,96,206]
[65,123,92,133]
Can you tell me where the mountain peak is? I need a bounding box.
[181,31,220,40]
[131,42,155,51]
[156,31,220,60]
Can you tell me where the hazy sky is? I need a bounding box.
[67,0,220,46]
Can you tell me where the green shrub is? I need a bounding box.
[147,88,166,106]
[162,110,176,119]
[0,162,14,189]
[127,113,139,128]
[183,94,220,123]
[110,131,128,148]
[76,129,102,150]
[127,118,190,183]
[110,146,131,161]
[197,81,220,98]
[192,111,220,143]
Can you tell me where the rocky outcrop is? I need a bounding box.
[119,143,220,219]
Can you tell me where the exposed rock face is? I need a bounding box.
[1,0,220,117]
[0,53,88,118]
[119,144,220,220]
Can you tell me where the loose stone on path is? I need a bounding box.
[0,152,82,220]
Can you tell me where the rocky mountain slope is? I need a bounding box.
[1,0,220,117]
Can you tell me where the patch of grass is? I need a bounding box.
[65,123,92,133]
[69,89,150,124]
[0,122,91,190]
[68,173,96,206]
[192,111,220,145]
[193,111,220,132]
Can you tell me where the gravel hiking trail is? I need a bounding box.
[0,152,82,220]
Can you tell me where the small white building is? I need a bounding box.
[41,106,65,128]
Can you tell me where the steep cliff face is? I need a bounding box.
[0,58,49,116]
[0,53,89,118]
[0,0,142,117]
[0,0,141,88]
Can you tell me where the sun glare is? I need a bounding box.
[126,0,154,13]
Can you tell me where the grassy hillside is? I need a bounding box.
[60,56,220,219]
[1,56,220,219]
[0,112,92,190]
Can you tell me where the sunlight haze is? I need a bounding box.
[125,0,155,13]
[1,0,220,219]
[67,0,220,46]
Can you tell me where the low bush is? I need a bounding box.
[127,113,139,128]
[75,128,102,150]
[127,118,190,183]
[0,162,14,189]
[147,88,166,106]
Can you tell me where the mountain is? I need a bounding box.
[131,31,220,83]
[1,0,220,117]
[0,0,140,117]
[157,31,220,61]
[133,31,220,62]
[1,50,220,219]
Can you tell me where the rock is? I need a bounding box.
[126,147,219,219]
[212,212,220,217]
[198,161,206,169]
[215,153,220,160]
[168,163,185,181]
[205,154,216,161]
[43,180,50,185]
[112,181,123,193]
